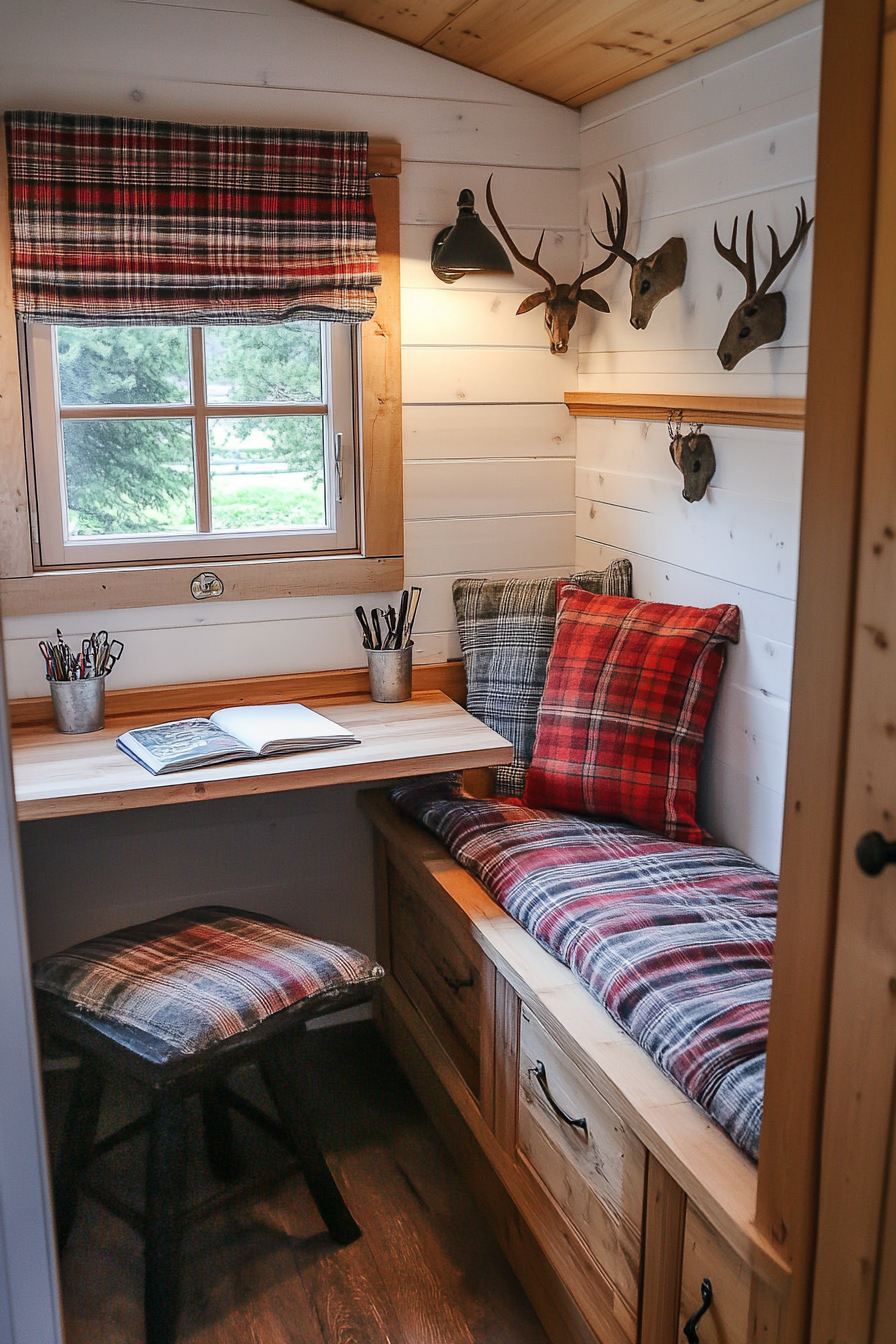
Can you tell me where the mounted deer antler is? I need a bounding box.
[714,198,813,369]
[486,173,623,355]
[594,166,687,330]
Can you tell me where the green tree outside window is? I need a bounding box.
[56,324,327,536]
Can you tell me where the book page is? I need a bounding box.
[118,718,252,772]
[209,703,357,755]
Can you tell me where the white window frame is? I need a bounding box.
[23,321,359,567]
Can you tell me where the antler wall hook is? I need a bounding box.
[486,173,626,355]
[594,166,687,329]
[714,198,814,369]
[669,410,716,504]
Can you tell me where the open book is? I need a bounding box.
[116,703,359,775]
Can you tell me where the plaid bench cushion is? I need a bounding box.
[34,906,384,1062]
[391,778,775,1160]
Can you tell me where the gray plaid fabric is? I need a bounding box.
[34,906,384,1061]
[453,562,632,796]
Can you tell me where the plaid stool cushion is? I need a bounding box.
[34,906,384,1062]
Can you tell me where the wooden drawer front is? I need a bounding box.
[388,861,481,1097]
[517,1006,645,1336]
[679,1205,755,1344]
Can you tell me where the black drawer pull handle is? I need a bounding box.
[531,1061,588,1134]
[683,1278,713,1342]
[440,970,474,993]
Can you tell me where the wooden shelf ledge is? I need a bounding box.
[564,393,806,431]
[8,660,466,730]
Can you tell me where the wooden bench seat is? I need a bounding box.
[360,788,791,1344]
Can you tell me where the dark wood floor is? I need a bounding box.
[42,1021,550,1344]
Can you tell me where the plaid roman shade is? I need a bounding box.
[4,110,381,325]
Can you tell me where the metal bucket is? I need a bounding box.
[49,676,107,733]
[366,645,413,703]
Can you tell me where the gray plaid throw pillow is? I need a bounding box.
[453,561,632,796]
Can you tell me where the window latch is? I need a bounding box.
[334,431,343,503]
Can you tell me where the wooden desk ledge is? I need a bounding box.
[11,680,508,822]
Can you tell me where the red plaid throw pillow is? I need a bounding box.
[524,588,740,842]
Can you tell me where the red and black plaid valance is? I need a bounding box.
[4,110,381,325]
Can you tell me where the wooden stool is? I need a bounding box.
[34,906,384,1344]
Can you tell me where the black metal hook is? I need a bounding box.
[683,1278,713,1342]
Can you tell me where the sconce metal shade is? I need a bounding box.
[431,189,514,284]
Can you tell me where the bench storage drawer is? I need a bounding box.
[678,1204,767,1344]
[517,1005,646,1341]
[387,859,482,1097]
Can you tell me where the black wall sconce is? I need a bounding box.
[431,189,514,284]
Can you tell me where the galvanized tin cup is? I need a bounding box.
[49,676,107,734]
[366,644,413,703]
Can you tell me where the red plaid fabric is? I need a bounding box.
[4,111,380,325]
[453,561,633,798]
[524,587,740,843]
[33,906,383,1061]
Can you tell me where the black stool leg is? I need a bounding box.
[201,1080,242,1181]
[259,1028,361,1246]
[144,1091,187,1344]
[53,1055,103,1253]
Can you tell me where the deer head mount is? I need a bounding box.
[714,198,814,370]
[670,430,716,503]
[485,173,626,355]
[594,166,687,329]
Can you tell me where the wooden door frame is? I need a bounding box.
[755,0,886,1341]
[808,5,896,1338]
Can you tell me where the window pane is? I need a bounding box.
[61,419,196,537]
[56,327,191,406]
[204,324,323,404]
[208,416,326,532]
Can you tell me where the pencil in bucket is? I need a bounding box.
[39,630,124,733]
[355,588,420,703]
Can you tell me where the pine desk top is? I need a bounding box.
[11,691,512,822]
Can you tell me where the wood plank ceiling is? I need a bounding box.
[292,0,810,106]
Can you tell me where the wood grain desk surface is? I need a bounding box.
[11,691,512,822]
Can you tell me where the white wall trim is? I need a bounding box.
[0,643,62,1344]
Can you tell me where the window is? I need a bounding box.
[24,320,358,566]
[0,159,401,614]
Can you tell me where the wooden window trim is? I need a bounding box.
[0,138,403,616]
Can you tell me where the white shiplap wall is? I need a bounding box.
[575,4,821,872]
[0,0,581,957]
[0,0,581,696]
